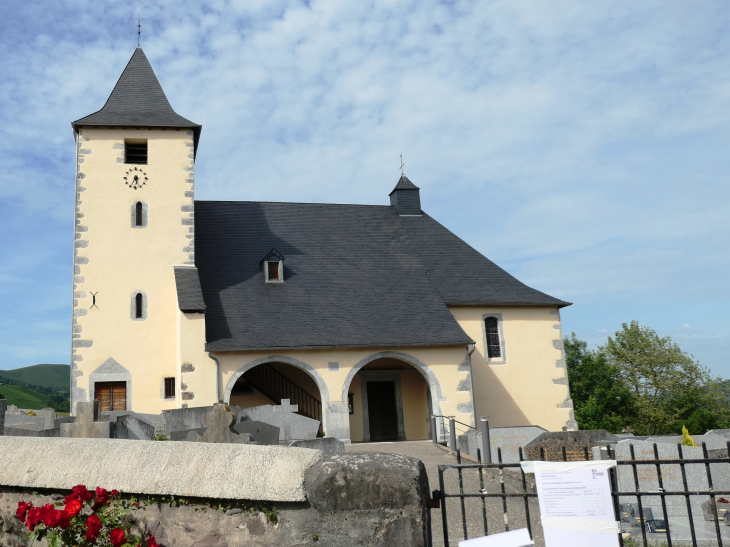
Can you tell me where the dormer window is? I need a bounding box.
[261,249,285,283]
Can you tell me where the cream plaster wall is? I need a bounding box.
[176,311,219,408]
[400,369,430,440]
[348,375,364,442]
[230,389,276,409]
[449,306,573,431]
[72,127,196,414]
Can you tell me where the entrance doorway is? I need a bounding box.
[366,381,398,441]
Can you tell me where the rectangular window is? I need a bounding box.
[95,381,127,411]
[164,377,176,399]
[267,261,280,281]
[125,140,148,164]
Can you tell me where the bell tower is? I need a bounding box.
[70,47,211,414]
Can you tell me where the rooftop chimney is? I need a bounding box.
[389,175,421,216]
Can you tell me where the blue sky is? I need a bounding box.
[1,1,728,375]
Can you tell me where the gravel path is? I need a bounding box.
[346,440,544,546]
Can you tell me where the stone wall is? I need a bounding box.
[0,438,430,547]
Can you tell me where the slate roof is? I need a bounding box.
[72,48,201,153]
[194,201,569,352]
[389,174,420,194]
[174,267,206,313]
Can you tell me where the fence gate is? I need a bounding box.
[434,443,730,547]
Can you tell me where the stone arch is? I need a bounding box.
[342,350,446,419]
[222,355,334,434]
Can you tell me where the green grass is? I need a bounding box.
[0,383,50,410]
[0,364,69,389]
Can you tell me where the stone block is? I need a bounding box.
[236,401,319,441]
[61,401,110,439]
[0,398,5,435]
[186,404,253,444]
[284,437,345,454]
[233,421,280,445]
[114,414,155,441]
[3,426,60,438]
[169,427,206,441]
[163,405,214,434]
[4,414,47,431]
[524,429,618,461]
[0,436,323,501]
[458,425,547,463]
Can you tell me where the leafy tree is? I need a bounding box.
[565,333,636,433]
[601,321,730,436]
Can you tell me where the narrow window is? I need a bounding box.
[164,377,176,399]
[267,261,280,281]
[485,317,501,358]
[125,140,148,164]
[135,293,143,319]
[135,202,143,226]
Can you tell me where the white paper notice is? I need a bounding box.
[458,527,533,547]
[529,461,620,547]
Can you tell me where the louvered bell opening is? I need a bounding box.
[125,141,148,164]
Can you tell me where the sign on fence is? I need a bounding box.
[523,460,619,547]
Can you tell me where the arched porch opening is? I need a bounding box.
[343,352,444,443]
[223,356,329,428]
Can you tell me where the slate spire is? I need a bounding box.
[73,48,201,150]
[389,175,422,216]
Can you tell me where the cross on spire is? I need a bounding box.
[137,14,143,47]
[400,153,405,176]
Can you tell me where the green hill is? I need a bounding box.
[0,364,70,389]
[0,384,49,410]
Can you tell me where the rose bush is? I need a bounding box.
[16,485,159,547]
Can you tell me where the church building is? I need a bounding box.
[70,47,576,443]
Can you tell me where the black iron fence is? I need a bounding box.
[434,442,730,547]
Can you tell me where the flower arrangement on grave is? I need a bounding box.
[16,485,160,547]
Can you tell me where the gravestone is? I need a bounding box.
[162,405,214,434]
[60,401,111,439]
[3,426,60,438]
[4,414,47,431]
[114,414,155,441]
[233,421,280,445]
[236,400,319,441]
[185,404,253,444]
[0,398,5,435]
[614,439,730,529]
[524,430,617,461]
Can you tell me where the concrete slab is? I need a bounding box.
[0,436,323,502]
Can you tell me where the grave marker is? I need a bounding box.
[0,398,5,435]
[237,400,319,441]
[186,404,253,444]
[60,401,111,439]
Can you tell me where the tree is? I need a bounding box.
[601,321,730,436]
[565,333,636,433]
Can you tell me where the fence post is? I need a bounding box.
[430,415,437,444]
[449,417,457,453]
[480,416,492,464]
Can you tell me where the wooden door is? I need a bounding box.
[367,381,398,441]
[94,382,127,411]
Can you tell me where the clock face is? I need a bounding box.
[124,167,148,190]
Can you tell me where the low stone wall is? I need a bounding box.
[0,438,430,546]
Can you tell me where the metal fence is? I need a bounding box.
[434,442,730,547]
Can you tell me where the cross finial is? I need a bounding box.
[399,153,405,176]
[137,14,143,47]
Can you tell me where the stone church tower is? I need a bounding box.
[70,47,216,414]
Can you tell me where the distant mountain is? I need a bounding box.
[0,384,49,410]
[0,364,70,389]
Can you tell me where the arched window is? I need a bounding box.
[485,317,501,358]
[135,202,143,226]
[135,293,143,318]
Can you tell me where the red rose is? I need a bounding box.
[25,507,43,531]
[42,505,62,528]
[16,501,32,522]
[93,486,110,510]
[65,498,83,517]
[110,527,127,547]
[73,485,93,502]
[59,510,71,530]
[148,536,159,547]
[111,489,119,497]
[86,514,102,542]
[64,492,81,505]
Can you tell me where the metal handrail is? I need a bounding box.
[246,364,322,422]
